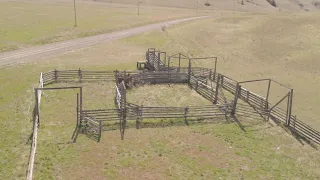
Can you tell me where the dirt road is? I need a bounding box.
[0,16,207,66]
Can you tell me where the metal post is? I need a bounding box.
[137,0,140,15]
[74,0,77,27]
[178,53,181,72]
[157,52,160,71]
[184,107,189,125]
[80,87,83,126]
[78,68,82,83]
[214,74,220,104]
[196,80,198,91]
[98,120,102,142]
[287,89,293,126]
[197,0,199,13]
[265,79,271,110]
[233,0,235,14]
[76,93,79,128]
[231,83,240,115]
[54,69,58,82]
[136,106,140,129]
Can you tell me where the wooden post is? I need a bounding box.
[209,69,212,80]
[214,74,220,104]
[98,120,102,142]
[34,89,39,126]
[231,83,240,115]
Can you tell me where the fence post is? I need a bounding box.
[54,69,58,83]
[178,53,181,72]
[231,83,240,115]
[214,74,220,104]
[188,59,191,84]
[157,52,160,71]
[265,79,271,110]
[76,93,79,128]
[34,89,39,126]
[136,106,140,129]
[184,107,189,125]
[78,68,82,83]
[196,80,198,91]
[293,115,296,129]
[79,87,83,126]
[98,120,102,142]
[221,75,224,88]
[209,69,212,80]
[287,89,293,126]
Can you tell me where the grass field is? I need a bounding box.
[0,0,200,52]
[1,5,320,179]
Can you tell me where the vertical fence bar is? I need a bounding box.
[78,68,82,83]
[188,59,191,84]
[157,52,160,71]
[184,107,189,125]
[80,87,83,126]
[98,120,102,142]
[54,69,58,83]
[214,74,220,104]
[196,80,198,91]
[178,53,181,72]
[221,75,224,89]
[214,57,217,81]
[265,79,271,110]
[136,106,140,129]
[76,93,79,128]
[286,92,290,126]
[231,83,240,115]
[287,89,293,126]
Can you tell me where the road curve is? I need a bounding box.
[0,16,208,66]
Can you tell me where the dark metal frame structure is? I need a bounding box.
[31,48,320,145]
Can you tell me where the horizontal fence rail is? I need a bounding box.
[39,65,320,145]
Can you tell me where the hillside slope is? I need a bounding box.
[92,0,320,12]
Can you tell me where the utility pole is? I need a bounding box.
[74,0,77,27]
[233,0,235,14]
[137,0,140,15]
[197,0,199,13]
